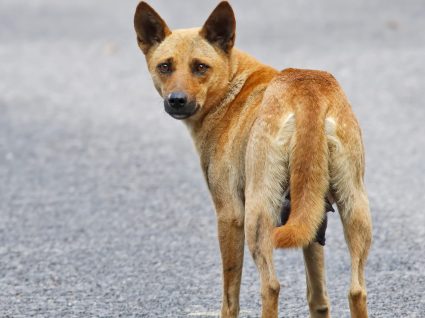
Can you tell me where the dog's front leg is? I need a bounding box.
[214,198,245,318]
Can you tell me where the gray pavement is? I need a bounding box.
[0,0,424,317]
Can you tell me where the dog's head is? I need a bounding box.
[134,1,236,120]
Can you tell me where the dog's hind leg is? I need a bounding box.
[326,109,372,317]
[244,114,293,318]
[303,243,331,317]
[338,186,372,318]
[245,201,280,318]
[245,170,283,317]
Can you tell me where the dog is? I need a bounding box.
[134,2,372,317]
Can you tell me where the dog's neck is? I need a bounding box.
[184,49,278,164]
[185,49,276,136]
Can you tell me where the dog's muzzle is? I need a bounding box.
[164,92,198,120]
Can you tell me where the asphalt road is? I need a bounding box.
[0,0,424,317]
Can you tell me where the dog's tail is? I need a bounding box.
[272,94,329,248]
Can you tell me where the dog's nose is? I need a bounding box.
[167,92,188,109]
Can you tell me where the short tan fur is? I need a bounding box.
[134,2,372,317]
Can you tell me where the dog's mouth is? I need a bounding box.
[169,112,195,120]
[164,102,200,120]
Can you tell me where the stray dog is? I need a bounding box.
[134,2,372,317]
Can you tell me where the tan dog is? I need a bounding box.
[134,2,372,317]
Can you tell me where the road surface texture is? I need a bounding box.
[0,0,424,317]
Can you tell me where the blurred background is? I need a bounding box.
[0,0,424,317]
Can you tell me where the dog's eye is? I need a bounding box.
[194,63,209,75]
[157,63,172,74]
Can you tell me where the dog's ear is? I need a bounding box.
[134,2,171,54]
[200,1,236,53]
